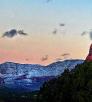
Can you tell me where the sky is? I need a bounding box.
[0,0,92,65]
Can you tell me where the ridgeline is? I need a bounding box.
[1,61,92,102]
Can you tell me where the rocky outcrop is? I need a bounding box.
[86,44,92,61]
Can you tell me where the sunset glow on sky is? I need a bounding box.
[0,0,92,65]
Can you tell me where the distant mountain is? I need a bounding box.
[0,59,84,77]
[0,59,84,91]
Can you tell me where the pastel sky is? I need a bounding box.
[0,0,92,65]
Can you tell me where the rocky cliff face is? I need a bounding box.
[86,44,92,61]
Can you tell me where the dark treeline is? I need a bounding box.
[37,62,92,102]
[0,87,38,102]
[1,62,92,102]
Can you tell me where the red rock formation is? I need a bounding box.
[86,44,92,61]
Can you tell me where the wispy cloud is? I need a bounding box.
[17,30,28,35]
[61,53,70,57]
[89,30,92,40]
[81,30,92,40]
[61,53,70,60]
[52,29,57,34]
[41,55,48,61]
[52,23,66,35]
[55,58,62,61]
[81,31,87,36]
[46,0,52,3]
[59,23,65,27]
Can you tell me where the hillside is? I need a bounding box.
[0,60,83,91]
[37,62,92,102]
[0,60,83,102]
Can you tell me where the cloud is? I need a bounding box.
[2,29,17,38]
[52,23,66,35]
[52,29,57,34]
[55,53,70,61]
[25,58,29,61]
[61,53,70,60]
[81,31,88,36]
[61,53,70,57]
[55,58,62,61]
[2,29,28,38]
[46,0,52,3]
[81,30,92,40]
[41,55,48,61]
[18,30,28,35]
[59,23,65,27]
[89,30,92,40]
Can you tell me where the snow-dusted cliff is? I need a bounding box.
[0,59,84,91]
